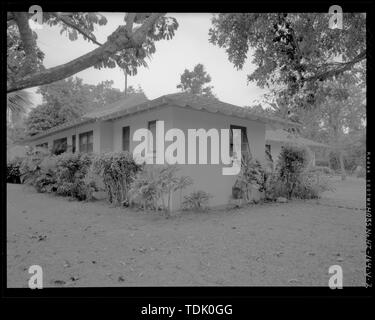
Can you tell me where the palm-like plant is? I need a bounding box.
[7,90,32,125]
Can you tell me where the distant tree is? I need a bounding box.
[209,13,366,108]
[248,72,366,180]
[247,104,279,117]
[126,85,145,95]
[177,64,216,98]
[25,77,124,136]
[86,80,124,110]
[7,12,178,93]
[314,75,366,180]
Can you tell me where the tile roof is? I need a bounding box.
[162,93,299,129]
[23,92,300,142]
[23,93,149,142]
[84,92,148,119]
[266,129,330,148]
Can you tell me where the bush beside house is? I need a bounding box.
[91,152,142,206]
[232,144,332,203]
[18,149,95,200]
[182,190,212,211]
[128,165,193,215]
[6,157,23,184]
[10,143,333,212]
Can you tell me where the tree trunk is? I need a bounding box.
[339,150,346,181]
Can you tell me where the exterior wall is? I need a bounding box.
[114,105,267,210]
[26,105,268,211]
[112,106,175,152]
[99,121,114,153]
[169,107,266,209]
[28,122,101,153]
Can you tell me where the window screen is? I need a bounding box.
[229,125,250,158]
[122,126,130,152]
[148,120,157,154]
[79,131,93,153]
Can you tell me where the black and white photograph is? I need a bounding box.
[4,3,370,298]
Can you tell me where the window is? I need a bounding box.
[122,126,130,152]
[72,135,76,153]
[230,125,250,158]
[266,144,271,153]
[52,138,67,155]
[79,131,93,153]
[148,120,157,154]
[36,142,48,149]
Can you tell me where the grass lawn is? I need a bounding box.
[7,176,366,287]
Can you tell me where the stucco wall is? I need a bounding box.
[112,105,175,152]
[99,121,114,153]
[169,107,266,209]
[28,122,101,153]
[25,104,269,210]
[114,105,267,210]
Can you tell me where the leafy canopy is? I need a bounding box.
[209,13,366,107]
[25,77,130,136]
[177,63,216,98]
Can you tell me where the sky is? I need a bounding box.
[29,13,267,107]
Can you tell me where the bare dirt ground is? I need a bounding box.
[7,176,366,287]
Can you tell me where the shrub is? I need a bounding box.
[34,155,59,193]
[264,172,288,200]
[129,164,192,214]
[91,152,142,206]
[182,191,212,211]
[19,147,51,189]
[275,144,309,199]
[293,171,333,199]
[54,152,94,200]
[7,157,23,184]
[233,154,265,202]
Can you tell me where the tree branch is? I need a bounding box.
[7,13,166,93]
[125,13,136,34]
[302,50,366,83]
[51,13,103,46]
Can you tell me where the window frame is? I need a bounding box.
[52,137,68,155]
[229,125,250,158]
[72,135,76,153]
[147,120,157,154]
[122,126,130,152]
[79,131,93,153]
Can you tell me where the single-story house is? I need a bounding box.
[22,92,301,210]
[265,129,330,166]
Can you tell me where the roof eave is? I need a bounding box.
[22,118,95,142]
